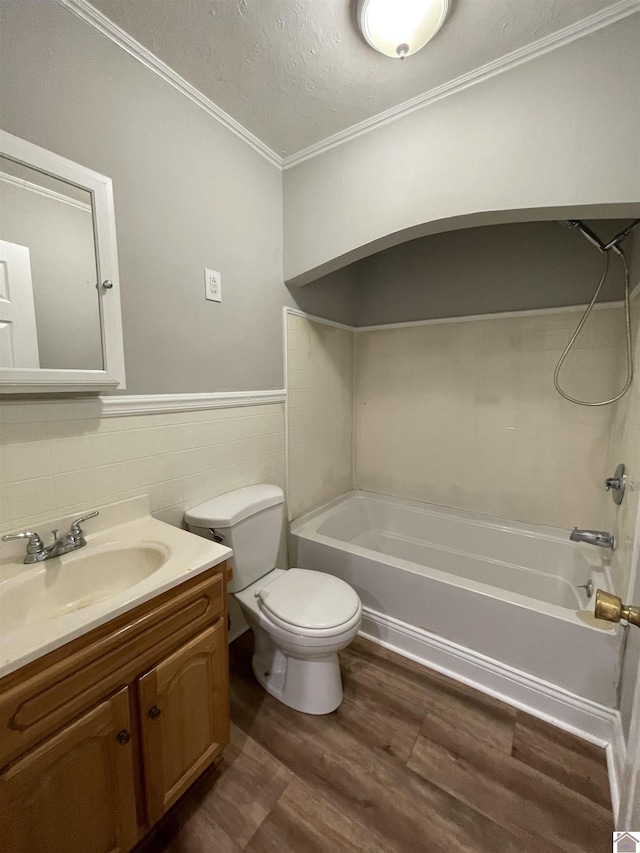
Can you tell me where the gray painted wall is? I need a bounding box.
[2,1,638,391]
[0,0,357,393]
[333,220,635,326]
[288,265,358,327]
[283,17,640,285]
[1,0,286,393]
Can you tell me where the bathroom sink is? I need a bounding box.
[0,494,232,679]
[0,543,169,633]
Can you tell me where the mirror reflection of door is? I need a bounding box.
[0,155,103,370]
[0,240,39,368]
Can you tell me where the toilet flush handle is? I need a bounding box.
[209,528,225,544]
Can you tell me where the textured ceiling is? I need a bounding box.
[88,0,622,158]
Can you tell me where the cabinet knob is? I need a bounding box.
[116,729,131,746]
[148,705,162,719]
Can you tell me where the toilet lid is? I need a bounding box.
[258,569,360,630]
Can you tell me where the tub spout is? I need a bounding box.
[570,528,615,549]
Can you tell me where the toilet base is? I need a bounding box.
[250,622,344,715]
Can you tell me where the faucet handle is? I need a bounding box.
[2,530,45,554]
[69,510,99,534]
[595,589,640,628]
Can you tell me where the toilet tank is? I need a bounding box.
[184,485,284,593]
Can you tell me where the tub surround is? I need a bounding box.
[286,310,355,520]
[606,258,640,740]
[355,305,624,532]
[285,304,629,544]
[603,296,640,601]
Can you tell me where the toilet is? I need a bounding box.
[185,485,361,715]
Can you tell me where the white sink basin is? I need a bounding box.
[0,495,232,679]
[0,542,169,633]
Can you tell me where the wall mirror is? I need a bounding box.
[0,130,125,392]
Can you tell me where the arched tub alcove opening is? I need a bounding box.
[288,208,640,327]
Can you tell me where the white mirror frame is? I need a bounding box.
[0,130,126,393]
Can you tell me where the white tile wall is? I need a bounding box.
[355,307,625,531]
[0,402,285,534]
[603,296,640,598]
[286,312,355,520]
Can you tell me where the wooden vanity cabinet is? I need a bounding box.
[139,618,229,824]
[0,563,230,853]
[0,687,138,853]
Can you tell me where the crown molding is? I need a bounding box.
[58,0,639,172]
[282,0,640,168]
[58,0,282,169]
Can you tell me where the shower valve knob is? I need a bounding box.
[604,464,626,505]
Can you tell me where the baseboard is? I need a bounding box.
[359,607,623,815]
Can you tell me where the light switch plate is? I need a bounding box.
[204,269,222,302]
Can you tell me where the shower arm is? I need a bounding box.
[566,218,640,257]
[566,220,610,253]
[603,218,640,253]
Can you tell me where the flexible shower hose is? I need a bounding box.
[554,251,634,406]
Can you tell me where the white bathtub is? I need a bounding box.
[289,491,623,708]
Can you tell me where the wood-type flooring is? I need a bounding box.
[136,632,614,853]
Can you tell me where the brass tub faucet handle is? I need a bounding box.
[595,589,640,628]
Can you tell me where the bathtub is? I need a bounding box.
[289,491,623,708]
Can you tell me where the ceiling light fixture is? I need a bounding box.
[357,0,449,59]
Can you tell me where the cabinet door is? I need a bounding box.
[0,688,138,853]
[138,619,229,824]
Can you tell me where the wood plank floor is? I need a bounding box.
[135,633,614,853]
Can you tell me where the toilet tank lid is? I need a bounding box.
[185,485,284,527]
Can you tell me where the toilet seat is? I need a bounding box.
[257,568,360,635]
[259,602,362,639]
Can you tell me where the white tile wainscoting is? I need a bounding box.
[0,393,285,536]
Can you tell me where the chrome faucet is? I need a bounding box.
[570,528,615,550]
[2,511,99,564]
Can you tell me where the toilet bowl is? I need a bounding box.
[185,486,361,715]
[237,568,361,714]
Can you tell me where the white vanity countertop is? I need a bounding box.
[0,496,231,679]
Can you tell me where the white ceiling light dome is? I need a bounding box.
[358,0,449,59]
